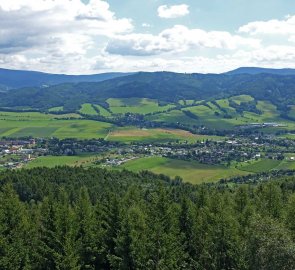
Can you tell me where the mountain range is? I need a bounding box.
[1,67,295,90]
[0,68,133,89]
[0,67,295,114]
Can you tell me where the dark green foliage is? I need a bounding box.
[2,72,295,112]
[0,167,295,269]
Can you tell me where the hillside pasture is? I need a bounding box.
[0,111,113,139]
[26,154,99,168]
[79,103,98,115]
[120,157,249,184]
[107,98,175,115]
[107,127,223,143]
[229,95,254,104]
[237,158,282,173]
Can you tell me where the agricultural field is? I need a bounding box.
[229,95,254,104]
[107,127,224,143]
[107,98,175,115]
[26,154,99,169]
[120,157,249,184]
[0,111,113,139]
[93,105,112,117]
[79,103,98,115]
[146,109,200,126]
[237,156,295,173]
[237,159,282,173]
[150,98,294,130]
[48,106,64,112]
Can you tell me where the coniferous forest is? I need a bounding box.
[0,167,295,269]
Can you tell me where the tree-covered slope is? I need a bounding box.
[1,72,295,112]
[226,67,295,76]
[0,166,295,269]
[0,68,133,89]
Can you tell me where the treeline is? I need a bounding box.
[0,167,295,269]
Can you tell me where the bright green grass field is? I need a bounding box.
[79,104,98,115]
[106,127,224,143]
[93,105,112,117]
[120,157,249,184]
[152,98,294,130]
[238,159,282,173]
[107,98,175,115]
[0,111,113,139]
[26,154,99,169]
[147,110,200,126]
[229,95,254,105]
[48,106,64,112]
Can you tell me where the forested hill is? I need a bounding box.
[1,71,295,111]
[0,166,295,269]
[0,68,132,89]
[226,67,295,76]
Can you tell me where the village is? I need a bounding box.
[0,139,47,169]
[1,134,295,170]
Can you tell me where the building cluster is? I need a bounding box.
[0,139,46,169]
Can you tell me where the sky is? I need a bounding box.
[0,0,294,74]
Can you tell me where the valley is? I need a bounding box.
[2,71,295,184]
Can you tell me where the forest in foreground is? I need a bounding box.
[0,167,295,270]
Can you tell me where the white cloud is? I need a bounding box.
[157,4,189,19]
[239,15,295,35]
[0,1,294,74]
[106,25,261,56]
[0,0,133,58]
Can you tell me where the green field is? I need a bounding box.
[93,105,112,117]
[26,154,99,168]
[0,111,113,139]
[120,157,249,184]
[229,95,254,104]
[24,154,295,184]
[107,127,224,143]
[147,109,200,126]
[79,104,98,115]
[238,159,282,173]
[48,106,64,112]
[107,98,175,115]
[149,97,294,130]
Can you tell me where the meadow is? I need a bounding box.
[106,127,224,143]
[25,154,99,169]
[119,157,249,184]
[107,98,175,115]
[79,103,99,115]
[0,111,112,139]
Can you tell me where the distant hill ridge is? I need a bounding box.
[0,68,133,89]
[1,71,295,112]
[226,67,295,75]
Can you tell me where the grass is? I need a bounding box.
[107,127,224,143]
[107,98,175,115]
[151,98,294,131]
[93,105,111,117]
[120,157,249,184]
[48,106,64,112]
[26,154,99,168]
[147,110,200,126]
[79,104,98,115]
[229,95,254,105]
[237,159,282,173]
[0,111,113,139]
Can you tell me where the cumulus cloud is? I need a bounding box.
[239,15,295,35]
[0,0,294,74]
[106,25,261,56]
[157,4,189,19]
[0,0,133,62]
